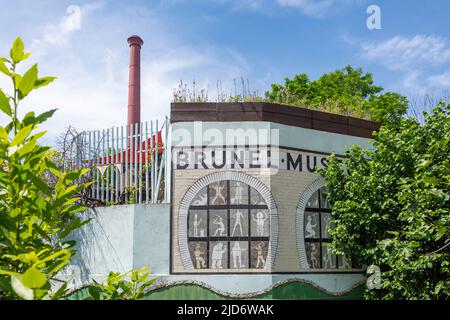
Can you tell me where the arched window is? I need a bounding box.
[187,180,270,269]
[298,179,353,270]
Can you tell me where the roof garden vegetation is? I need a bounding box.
[172,66,409,126]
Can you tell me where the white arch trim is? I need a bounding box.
[178,171,278,270]
[296,177,326,269]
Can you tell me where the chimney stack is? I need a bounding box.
[127,35,144,127]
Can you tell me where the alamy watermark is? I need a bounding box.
[366,264,381,290]
[172,122,281,175]
[367,5,382,30]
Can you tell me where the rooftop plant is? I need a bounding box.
[172,66,410,126]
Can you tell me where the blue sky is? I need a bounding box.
[1,0,450,143]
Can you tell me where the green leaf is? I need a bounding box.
[0,213,15,230]
[31,175,52,196]
[87,286,102,300]
[21,267,47,289]
[34,76,56,89]
[0,60,10,76]
[36,109,57,124]
[0,126,8,141]
[0,270,21,277]
[0,276,13,295]
[11,275,34,300]
[11,124,33,146]
[50,282,68,300]
[33,281,51,299]
[17,137,37,156]
[0,89,11,116]
[18,64,38,99]
[10,37,25,63]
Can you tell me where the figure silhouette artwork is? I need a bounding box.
[213,215,226,236]
[193,193,207,205]
[211,183,226,205]
[211,242,226,268]
[305,215,317,238]
[231,182,243,204]
[192,213,203,237]
[323,250,334,269]
[231,210,245,236]
[254,243,266,268]
[193,244,206,268]
[231,242,247,268]
[339,255,351,269]
[307,193,319,207]
[252,211,268,236]
[322,214,331,238]
[310,244,319,268]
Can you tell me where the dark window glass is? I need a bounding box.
[304,187,352,269]
[188,180,270,270]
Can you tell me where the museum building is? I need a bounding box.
[67,36,379,299]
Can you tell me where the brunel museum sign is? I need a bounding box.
[173,147,339,172]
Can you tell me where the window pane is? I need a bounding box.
[307,190,319,208]
[320,188,331,209]
[209,181,227,205]
[230,181,248,205]
[306,242,320,269]
[189,241,207,269]
[250,209,270,237]
[322,245,336,269]
[188,210,207,238]
[209,241,228,269]
[230,209,248,237]
[250,241,268,269]
[230,241,249,269]
[304,211,320,239]
[338,254,352,269]
[191,187,207,206]
[186,179,271,270]
[250,187,266,205]
[209,210,228,237]
[321,212,332,239]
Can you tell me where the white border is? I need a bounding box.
[296,177,326,269]
[178,171,278,270]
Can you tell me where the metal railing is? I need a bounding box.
[74,118,170,205]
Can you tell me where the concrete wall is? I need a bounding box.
[67,204,170,287]
[67,203,365,296]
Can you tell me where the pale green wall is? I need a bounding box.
[67,203,365,297]
[67,204,170,286]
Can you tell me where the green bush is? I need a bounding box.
[0,37,91,300]
[320,102,450,299]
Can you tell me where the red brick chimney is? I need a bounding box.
[127,35,143,127]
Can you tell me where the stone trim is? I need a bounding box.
[178,171,278,270]
[296,177,326,269]
[146,278,366,298]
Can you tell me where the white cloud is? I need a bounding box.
[428,70,450,87]
[207,0,358,17]
[362,35,450,71]
[276,0,336,16]
[360,34,450,92]
[0,2,250,145]
[30,2,104,57]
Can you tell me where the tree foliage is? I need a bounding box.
[87,268,157,300]
[320,103,450,299]
[265,65,408,125]
[0,37,91,299]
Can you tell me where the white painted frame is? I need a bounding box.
[178,171,278,270]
